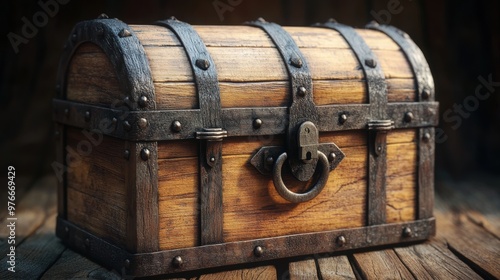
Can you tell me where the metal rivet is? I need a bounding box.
[290,56,303,68]
[195,58,210,70]
[339,113,347,124]
[298,86,307,97]
[253,246,264,257]
[327,18,337,23]
[124,149,130,160]
[209,157,216,163]
[365,58,377,68]
[172,256,183,268]
[141,148,150,161]
[422,88,431,100]
[403,227,412,237]
[123,96,130,103]
[138,96,148,107]
[64,108,69,116]
[337,235,346,246]
[84,111,91,122]
[266,156,274,165]
[138,118,148,129]
[404,112,414,123]
[119,29,132,38]
[253,118,262,129]
[257,17,266,23]
[169,16,178,21]
[171,121,182,132]
[368,20,379,26]
[123,121,131,131]
[377,146,382,152]
[84,238,90,248]
[71,33,77,42]
[423,132,431,142]
[97,13,109,19]
[329,152,336,162]
[124,259,130,269]
[112,117,118,125]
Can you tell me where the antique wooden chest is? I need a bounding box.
[53,16,438,277]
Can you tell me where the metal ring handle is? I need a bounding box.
[272,151,330,203]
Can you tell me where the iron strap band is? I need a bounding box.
[367,22,437,220]
[52,99,439,140]
[317,21,391,225]
[57,216,435,277]
[155,18,224,245]
[246,18,318,182]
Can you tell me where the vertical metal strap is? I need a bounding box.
[156,18,225,245]
[246,18,319,182]
[367,22,436,219]
[317,21,391,225]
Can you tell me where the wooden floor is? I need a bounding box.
[0,175,498,279]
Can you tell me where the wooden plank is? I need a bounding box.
[65,128,128,248]
[394,241,482,279]
[0,176,57,254]
[40,249,121,280]
[316,255,356,279]
[0,213,65,279]
[435,193,500,279]
[352,249,415,279]
[289,259,318,280]
[197,266,276,279]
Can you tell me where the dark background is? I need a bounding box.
[1,0,499,197]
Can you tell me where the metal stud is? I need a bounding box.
[327,18,337,23]
[84,111,91,122]
[404,112,414,123]
[140,148,150,161]
[339,113,348,124]
[337,235,346,246]
[298,86,307,97]
[97,13,109,19]
[423,132,431,142]
[112,117,118,125]
[195,58,210,70]
[365,58,377,68]
[253,118,263,129]
[257,17,266,23]
[124,259,130,269]
[138,95,148,108]
[71,33,77,42]
[209,157,216,163]
[123,149,130,160]
[290,56,303,68]
[422,88,431,100]
[119,29,132,38]
[329,152,336,162]
[138,118,148,129]
[169,16,178,21]
[368,20,379,27]
[253,246,264,257]
[266,156,274,166]
[123,121,132,131]
[172,256,183,268]
[403,227,412,237]
[171,121,182,132]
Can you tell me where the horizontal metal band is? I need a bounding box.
[57,216,435,277]
[53,99,439,141]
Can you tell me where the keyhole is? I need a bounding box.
[306,151,312,160]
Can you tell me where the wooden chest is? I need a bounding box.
[53,16,438,277]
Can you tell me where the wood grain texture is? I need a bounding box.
[65,128,128,248]
[157,130,417,249]
[289,259,318,280]
[41,249,121,280]
[316,255,356,279]
[352,249,414,279]
[66,27,417,109]
[394,241,482,279]
[197,266,276,280]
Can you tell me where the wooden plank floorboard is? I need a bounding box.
[316,255,356,279]
[289,259,319,280]
[196,266,277,280]
[351,249,415,279]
